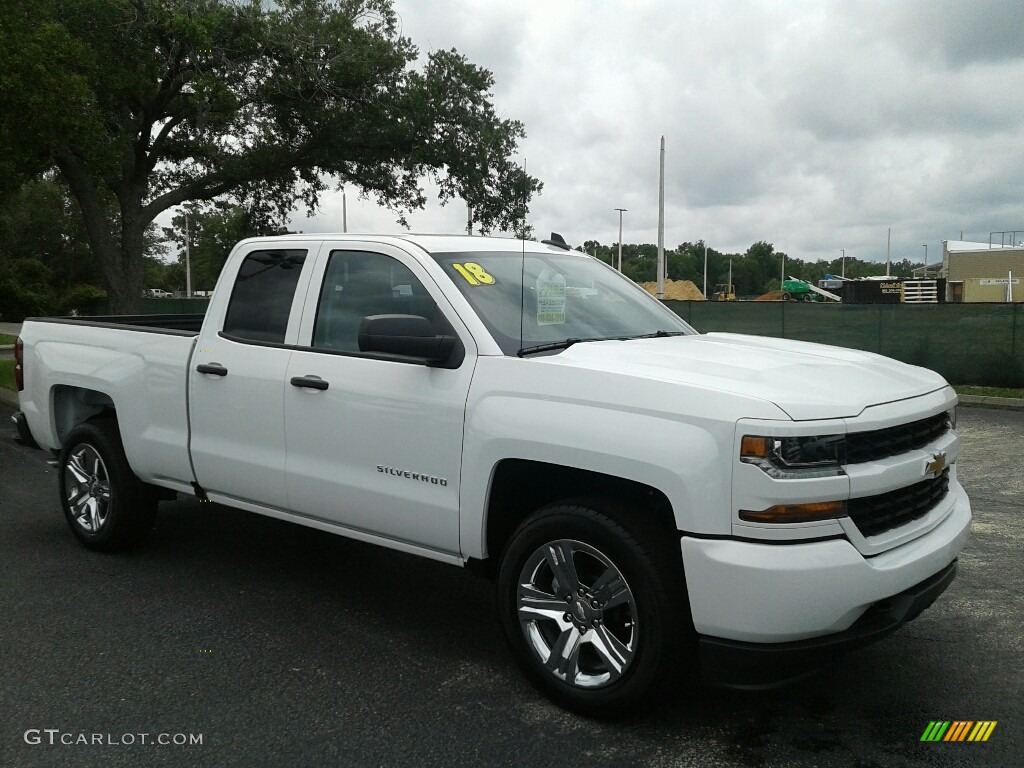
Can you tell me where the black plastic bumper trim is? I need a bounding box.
[11,410,42,450]
[699,558,958,690]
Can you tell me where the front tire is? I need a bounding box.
[497,501,692,718]
[58,418,157,552]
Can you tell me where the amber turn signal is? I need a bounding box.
[739,500,847,524]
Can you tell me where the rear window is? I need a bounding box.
[222,250,307,343]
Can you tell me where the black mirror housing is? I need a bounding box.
[358,314,460,365]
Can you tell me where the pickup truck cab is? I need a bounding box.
[12,234,971,716]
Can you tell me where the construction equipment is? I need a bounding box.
[782,277,841,302]
[712,283,736,301]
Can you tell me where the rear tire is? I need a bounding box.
[497,500,693,718]
[58,418,157,552]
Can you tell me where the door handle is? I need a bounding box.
[290,375,329,391]
[196,363,228,376]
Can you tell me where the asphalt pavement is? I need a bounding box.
[0,403,1021,767]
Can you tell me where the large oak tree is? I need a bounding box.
[0,0,541,312]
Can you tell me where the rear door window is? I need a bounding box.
[222,250,307,343]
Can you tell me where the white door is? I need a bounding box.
[189,243,318,508]
[283,244,475,556]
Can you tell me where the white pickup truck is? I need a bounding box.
[12,233,970,716]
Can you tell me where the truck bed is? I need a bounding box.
[28,314,205,334]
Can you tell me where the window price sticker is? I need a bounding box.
[536,270,566,326]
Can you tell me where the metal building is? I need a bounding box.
[941,238,1024,302]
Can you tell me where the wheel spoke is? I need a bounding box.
[87,497,102,532]
[544,541,581,596]
[94,483,111,502]
[589,624,632,681]
[544,627,583,680]
[67,485,89,507]
[518,584,571,623]
[66,453,91,484]
[594,568,631,610]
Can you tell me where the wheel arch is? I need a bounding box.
[52,385,116,447]
[475,459,677,576]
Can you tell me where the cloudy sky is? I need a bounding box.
[292,0,1024,266]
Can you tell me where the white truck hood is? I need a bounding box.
[545,332,948,421]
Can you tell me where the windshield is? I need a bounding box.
[431,250,696,355]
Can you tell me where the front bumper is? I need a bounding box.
[699,558,957,688]
[681,480,970,688]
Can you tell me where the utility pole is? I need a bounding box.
[656,136,666,298]
[703,241,708,299]
[841,248,846,279]
[615,208,627,272]
[184,212,192,299]
[467,205,473,236]
[886,228,891,277]
[342,188,347,233]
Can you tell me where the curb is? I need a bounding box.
[0,388,18,408]
[958,394,1024,411]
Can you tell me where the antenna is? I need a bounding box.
[519,159,527,355]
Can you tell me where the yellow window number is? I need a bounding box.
[452,262,496,286]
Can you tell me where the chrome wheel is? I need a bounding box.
[517,539,638,689]
[63,443,112,533]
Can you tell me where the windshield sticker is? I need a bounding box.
[452,262,496,286]
[536,269,566,326]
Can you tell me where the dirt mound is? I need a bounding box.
[756,291,786,301]
[639,279,706,301]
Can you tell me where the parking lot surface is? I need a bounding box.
[1,403,1021,767]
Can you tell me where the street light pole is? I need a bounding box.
[922,243,928,271]
[841,248,845,279]
[614,208,627,272]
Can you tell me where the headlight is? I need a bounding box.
[947,406,957,430]
[740,434,846,479]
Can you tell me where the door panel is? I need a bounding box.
[189,243,318,508]
[284,245,474,555]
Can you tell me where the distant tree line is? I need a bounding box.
[580,239,921,298]
[0,179,925,321]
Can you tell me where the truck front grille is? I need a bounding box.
[846,412,950,464]
[848,469,950,537]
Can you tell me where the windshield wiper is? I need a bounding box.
[517,337,602,357]
[516,331,685,357]
[619,330,688,340]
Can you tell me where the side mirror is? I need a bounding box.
[358,314,459,364]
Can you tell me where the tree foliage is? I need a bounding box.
[581,239,920,298]
[0,0,540,312]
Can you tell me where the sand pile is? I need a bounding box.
[755,291,786,301]
[639,279,706,300]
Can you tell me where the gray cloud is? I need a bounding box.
[291,0,1024,265]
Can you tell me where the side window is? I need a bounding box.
[222,250,307,343]
[312,250,443,353]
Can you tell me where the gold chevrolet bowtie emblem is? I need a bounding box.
[925,451,947,477]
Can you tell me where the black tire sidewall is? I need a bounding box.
[497,504,684,718]
[58,419,155,551]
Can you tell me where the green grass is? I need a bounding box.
[0,360,15,392]
[0,333,17,345]
[956,385,1024,399]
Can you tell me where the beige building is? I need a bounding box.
[942,240,1024,302]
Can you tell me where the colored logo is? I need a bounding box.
[920,721,997,742]
[924,451,947,477]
